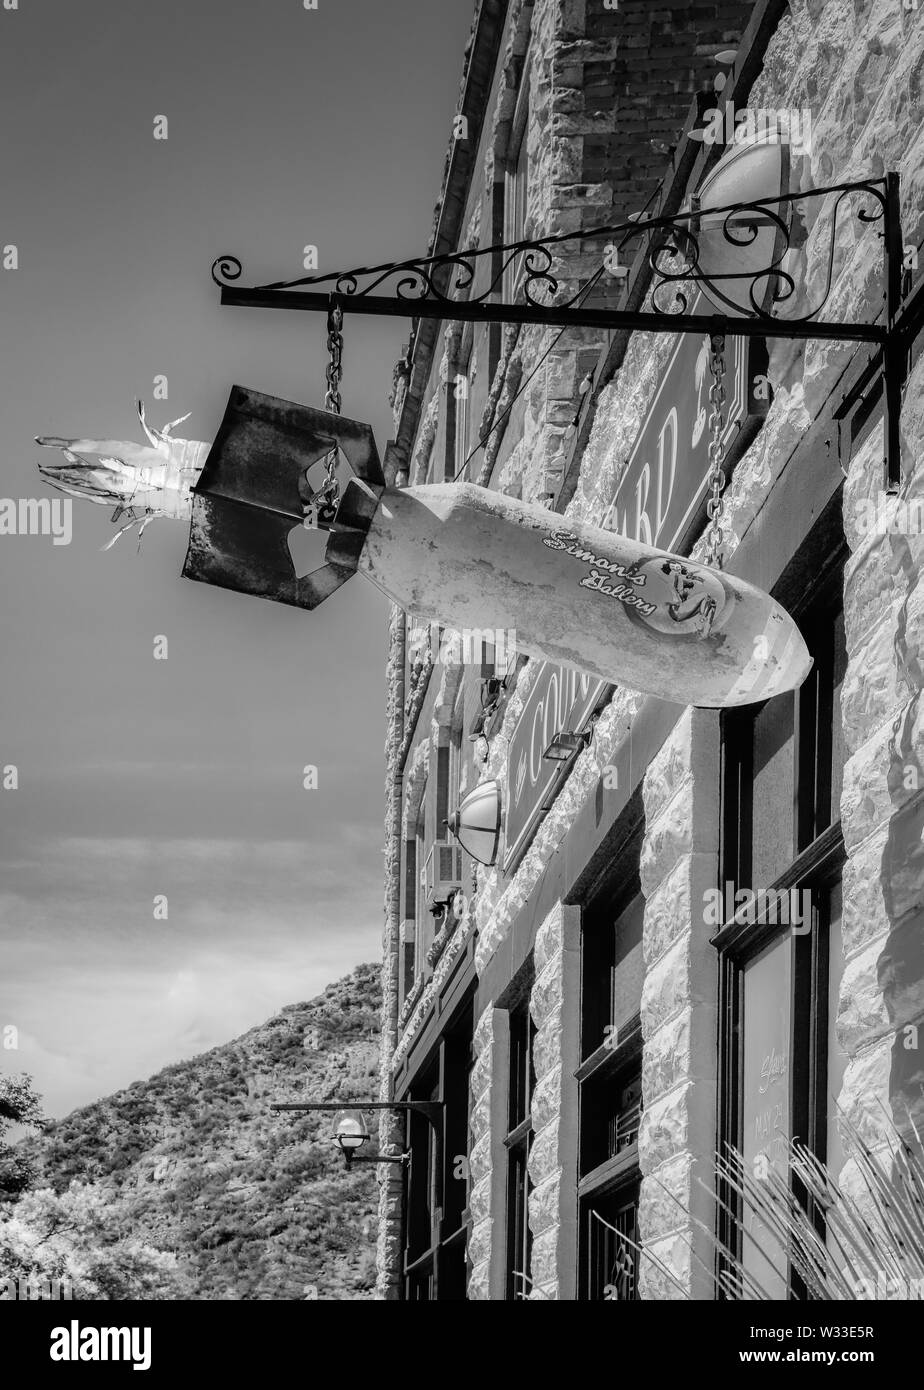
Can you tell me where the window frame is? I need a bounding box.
[502,62,530,302]
[504,997,536,1300]
[402,1001,475,1301]
[576,823,645,1300]
[714,542,849,1298]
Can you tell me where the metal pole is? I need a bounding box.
[219,285,887,345]
[883,171,905,492]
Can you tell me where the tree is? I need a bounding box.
[0,1182,193,1299]
[0,1074,47,1198]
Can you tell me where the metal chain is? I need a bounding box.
[325,302,343,417]
[312,301,344,520]
[704,333,727,571]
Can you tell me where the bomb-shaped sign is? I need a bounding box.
[331,481,809,707]
[38,387,812,708]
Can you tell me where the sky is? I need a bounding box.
[0,0,475,1119]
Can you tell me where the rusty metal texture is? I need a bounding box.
[181,386,384,609]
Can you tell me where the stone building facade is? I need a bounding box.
[376,0,924,1300]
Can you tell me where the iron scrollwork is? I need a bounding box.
[212,177,889,328]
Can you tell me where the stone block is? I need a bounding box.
[643,850,719,970]
[469,1175,493,1225]
[641,931,717,1037]
[467,1218,493,1270]
[837,940,893,1054]
[528,1173,562,1240]
[840,614,903,757]
[532,1064,562,1134]
[643,1004,718,1104]
[637,1232,693,1301]
[532,1014,563,1079]
[528,1121,564,1188]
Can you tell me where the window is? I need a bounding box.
[505,999,536,1299]
[583,1182,641,1303]
[452,350,475,482]
[414,801,429,979]
[717,543,849,1298]
[401,836,417,1003]
[577,826,644,1299]
[581,888,644,1066]
[402,1003,474,1301]
[503,76,529,301]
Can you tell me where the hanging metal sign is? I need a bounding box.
[502,303,771,867]
[37,386,806,706]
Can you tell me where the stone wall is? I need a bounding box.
[376,602,406,1301]
[637,709,721,1299]
[633,0,924,1293]
[526,903,581,1299]
[745,0,924,1234]
[468,1005,509,1299]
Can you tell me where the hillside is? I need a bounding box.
[6,962,382,1300]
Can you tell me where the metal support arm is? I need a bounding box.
[212,173,909,489]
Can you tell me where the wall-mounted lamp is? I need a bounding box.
[691,135,795,319]
[271,1100,443,1169]
[333,1109,372,1159]
[542,728,591,763]
[446,779,501,866]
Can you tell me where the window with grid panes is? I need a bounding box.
[717,536,850,1299]
[401,1001,474,1301]
[577,817,644,1299]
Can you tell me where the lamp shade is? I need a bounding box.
[692,134,793,317]
[447,780,501,866]
[334,1110,369,1151]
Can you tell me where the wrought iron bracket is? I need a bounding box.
[271,1100,443,1125]
[212,174,911,488]
[271,1100,442,1170]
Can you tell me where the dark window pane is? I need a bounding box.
[582,1185,640,1300]
[508,1004,534,1131]
[825,883,848,1198]
[582,887,643,1059]
[740,934,792,1299]
[751,693,795,885]
[505,1144,532,1299]
[580,1062,643,1176]
[611,893,644,1033]
[829,609,847,824]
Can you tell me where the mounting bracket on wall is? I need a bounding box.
[213,164,922,492]
[271,1099,443,1169]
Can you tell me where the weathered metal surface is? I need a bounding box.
[345,482,812,709]
[181,386,384,609]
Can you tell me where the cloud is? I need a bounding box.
[0,833,383,1117]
